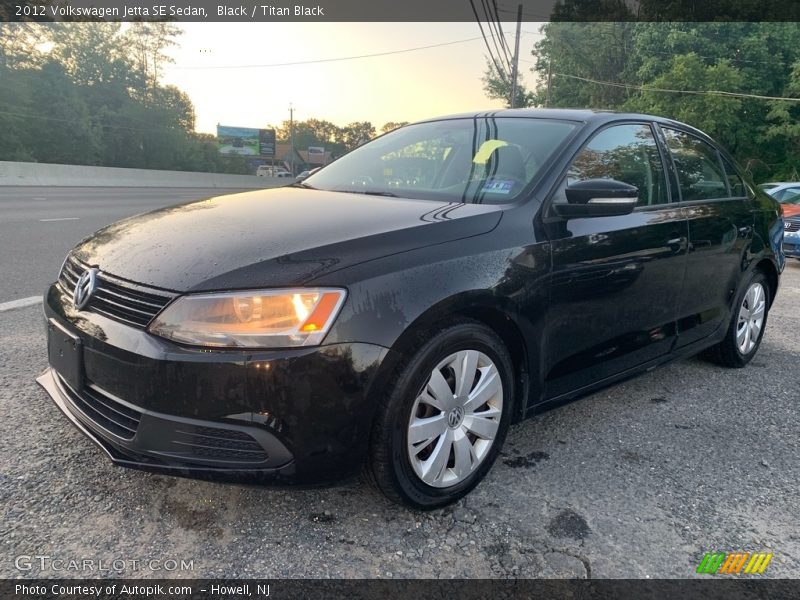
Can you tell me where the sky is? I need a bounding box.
[160,23,543,135]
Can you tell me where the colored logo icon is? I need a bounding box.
[697,552,773,575]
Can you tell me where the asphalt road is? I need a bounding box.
[0,188,798,579]
[0,187,247,304]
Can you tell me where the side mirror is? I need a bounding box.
[553,179,638,218]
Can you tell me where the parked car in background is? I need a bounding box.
[784,215,800,260]
[38,109,783,509]
[296,167,321,183]
[256,166,293,178]
[759,182,800,217]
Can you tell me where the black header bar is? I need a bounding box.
[3,0,800,22]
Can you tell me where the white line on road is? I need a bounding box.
[0,296,42,312]
[39,217,79,222]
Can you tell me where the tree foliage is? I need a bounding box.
[276,118,379,157]
[481,60,536,108]
[485,22,800,181]
[0,23,248,173]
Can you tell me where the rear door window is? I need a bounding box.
[721,157,747,197]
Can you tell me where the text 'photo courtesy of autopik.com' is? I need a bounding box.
[1,0,799,598]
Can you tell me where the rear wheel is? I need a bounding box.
[707,271,770,368]
[366,321,514,509]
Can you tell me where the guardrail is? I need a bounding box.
[0,161,289,188]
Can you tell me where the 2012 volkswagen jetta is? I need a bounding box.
[38,109,784,508]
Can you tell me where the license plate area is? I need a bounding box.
[47,319,83,392]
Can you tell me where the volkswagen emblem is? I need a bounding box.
[73,268,98,310]
[447,405,465,429]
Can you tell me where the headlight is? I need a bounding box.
[147,288,346,348]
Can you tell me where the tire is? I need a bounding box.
[366,320,514,509]
[707,270,770,368]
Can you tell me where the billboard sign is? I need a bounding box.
[217,125,276,157]
[259,129,276,157]
[217,125,259,156]
[308,146,325,156]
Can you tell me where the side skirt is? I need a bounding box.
[525,327,727,418]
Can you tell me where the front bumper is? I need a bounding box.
[38,282,391,484]
[37,368,298,482]
[783,238,800,258]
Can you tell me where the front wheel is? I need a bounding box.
[707,270,770,368]
[366,321,514,509]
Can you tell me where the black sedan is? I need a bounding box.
[38,109,784,508]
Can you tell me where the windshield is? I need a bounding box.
[303,117,578,204]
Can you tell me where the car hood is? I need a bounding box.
[72,187,503,291]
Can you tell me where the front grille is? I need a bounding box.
[171,425,269,463]
[55,374,142,440]
[785,220,800,232]
[58,256,177,328]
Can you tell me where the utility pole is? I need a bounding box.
[546,60,552,108]
[289,103,295,175]
[509,3,522,108]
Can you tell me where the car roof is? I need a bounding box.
[417,107,693,128]
[414,108,718,144]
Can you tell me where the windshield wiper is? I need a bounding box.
[290,181,317,189]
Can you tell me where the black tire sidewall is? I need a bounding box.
[385,324,514,509]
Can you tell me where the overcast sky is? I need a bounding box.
[161,23,543,134]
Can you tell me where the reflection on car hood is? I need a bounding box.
[73,187,503,291]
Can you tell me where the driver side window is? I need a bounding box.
[553,123,669,207]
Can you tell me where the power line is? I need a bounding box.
[169,33,509,70]
[469,0,511,82]
[492,0,514,60]
[482,0,512,71]
[497,6,552,20]
[554,72,800,103]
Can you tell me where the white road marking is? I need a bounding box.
[32,197,47,200]
[0,296,42,312]
[39,217,79,222]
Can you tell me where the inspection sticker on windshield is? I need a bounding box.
[481,180,514,194]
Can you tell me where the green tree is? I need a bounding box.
[628,54,744,149]
[507,21,800,181]
[49,23,136,87]
[481,60,535,108]
[0,23,51,69]
[336,121,376,151]
[380,121,410,134]
[532,22,634,108]
[0,65,36,161]
[124,22,182,92]
[24,60,100,164]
